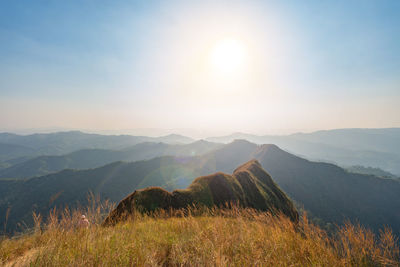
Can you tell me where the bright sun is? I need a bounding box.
[210,39,246,75]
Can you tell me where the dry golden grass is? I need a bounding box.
[0,200,399,266]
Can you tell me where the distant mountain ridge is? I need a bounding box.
[1,128,399,176]
[103,160,299,226]
[346,165,398,179]
[0,131,194,161]
[206,128,400,175]
[0,140,222,179]
[207,128,400,152]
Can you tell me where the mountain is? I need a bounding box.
[1,140,400,236]
[103,160,298,226]
[251,144,400,232]
[0,131,194,162]
[0,140,222,179]
[206,128,400,175]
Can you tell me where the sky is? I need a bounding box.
[1,0,399,136]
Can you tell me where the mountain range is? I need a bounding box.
[0,131,194,163]
[206,128,400,175]
[1,128,399,176]
[0,141,221,179]
[1,139,399,237]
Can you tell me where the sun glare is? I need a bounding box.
[210,39,246,75]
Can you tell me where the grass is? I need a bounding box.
[0,201,399,266]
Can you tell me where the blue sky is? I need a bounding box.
[1,0,399,135]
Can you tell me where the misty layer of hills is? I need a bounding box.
[1,138,399,238]
[0,141,222,179]
[1,128,399,177]
[0,131,194,163]
[206,128,400,175]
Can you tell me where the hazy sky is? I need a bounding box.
[1,0,399,135]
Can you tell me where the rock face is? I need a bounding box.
[103,160,298,226]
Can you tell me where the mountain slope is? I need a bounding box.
[103,160,298,225]
[0,143,36,164]
[251,144,400,232]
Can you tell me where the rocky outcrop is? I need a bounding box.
[103,160,298,226]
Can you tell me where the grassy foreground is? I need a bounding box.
[1,205,399,266]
